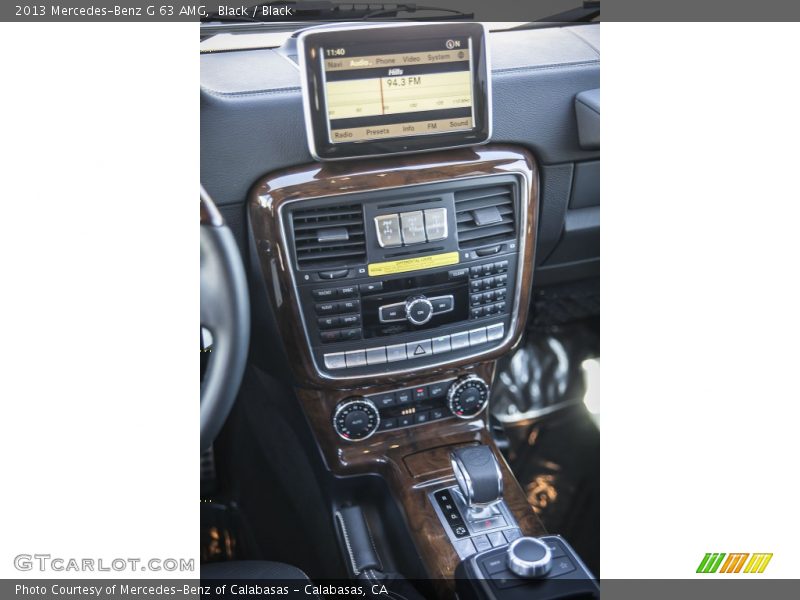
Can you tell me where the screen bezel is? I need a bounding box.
[298,22,492,161]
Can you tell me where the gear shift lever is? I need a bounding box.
[450,445,504,511]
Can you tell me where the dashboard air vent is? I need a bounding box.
[291,203,366,269]
[454,184,516,249]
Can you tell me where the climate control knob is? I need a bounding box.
[447,375,490,419]
[405,296,434,326]
[333,398,380,442]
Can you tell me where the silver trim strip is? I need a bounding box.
[277,170,531,382]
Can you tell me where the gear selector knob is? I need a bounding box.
[449,445,504,508]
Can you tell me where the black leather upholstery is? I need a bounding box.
[201,560,311,580]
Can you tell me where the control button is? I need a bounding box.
[373,393,396,409]
[344,350,367,367]
[470,514,508,532]
[496,301,507,312]
[447,375,490,418]
[399,415,413,427]
[485,303,498,316]
[319,269,349,280]
[423,207,448,241]
[454,538,476,558]
[386,343,407,362]
[469,327,488,346]
[400,210,426,245]
[495,274,508,287]
[338,285,358,298]
[428,382,448,397]
[340,314,361,326]
[366,347,387,365]
[338,299,360,313]
[473,535,492,552]
[488,531,507,548]
[494,260,509,273]
[503,529,523,543]
[312,288,337,300]
[406,339,432,358]
[493,571,527,590]
[323,352,346,370]
[333,398,379,441]
[451,331,470,350]
[471,306,484,319]
[315,302,338,315]
[405,297,434,325]
[470,293,482,306]
[379,303,406,323]
[414,411,430,424]
[543,538,567,559]
[481,277,494,291]
[476,245,501,257]
[432,335,451,354]
[481,263,493,276]
[507,537,553,579]
[396,389,412,404]
[470,266,482,278]
[470,280,482,293]
[482,556,508,576]
[495,287,507,300]
[413,386,428,401]
[379,418,397,431]
[486,323,505,342]
[449,267,469,280]
[318,316,341,329]
[548,556,576,578]
[430,407,446,420]
[374,214,402,248]
[430,295,454,313]
[482,290,495,303]
[320,331,341,344]
[340,328,361,341]
[359,281,383,293]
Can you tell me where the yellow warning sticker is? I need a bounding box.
[368,251,460,277]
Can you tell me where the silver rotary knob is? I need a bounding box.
[447,375,490,419]
[507,537,553,578]
[405,296,434,326]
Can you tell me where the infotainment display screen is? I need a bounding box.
[298,23,491,161]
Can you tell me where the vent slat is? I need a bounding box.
[294,230,365,242]
[291,203,366,269]
[296,249,367,262]
[454,184,516,249]
[297,240,366,251]
[292,218,363,232]
[293,207,363,220]
[453,186,511,203]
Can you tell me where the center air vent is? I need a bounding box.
[455,184,516,249]
[292,203,366,269]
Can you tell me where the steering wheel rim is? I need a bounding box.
[200,188,250,451]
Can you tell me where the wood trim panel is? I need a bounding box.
[295,361,546,593]
[248,145,539,390]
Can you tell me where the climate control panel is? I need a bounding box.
[332,376,490,441]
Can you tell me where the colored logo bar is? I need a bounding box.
[697,553,772,574]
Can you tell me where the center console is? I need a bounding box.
[248,146,582,596]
